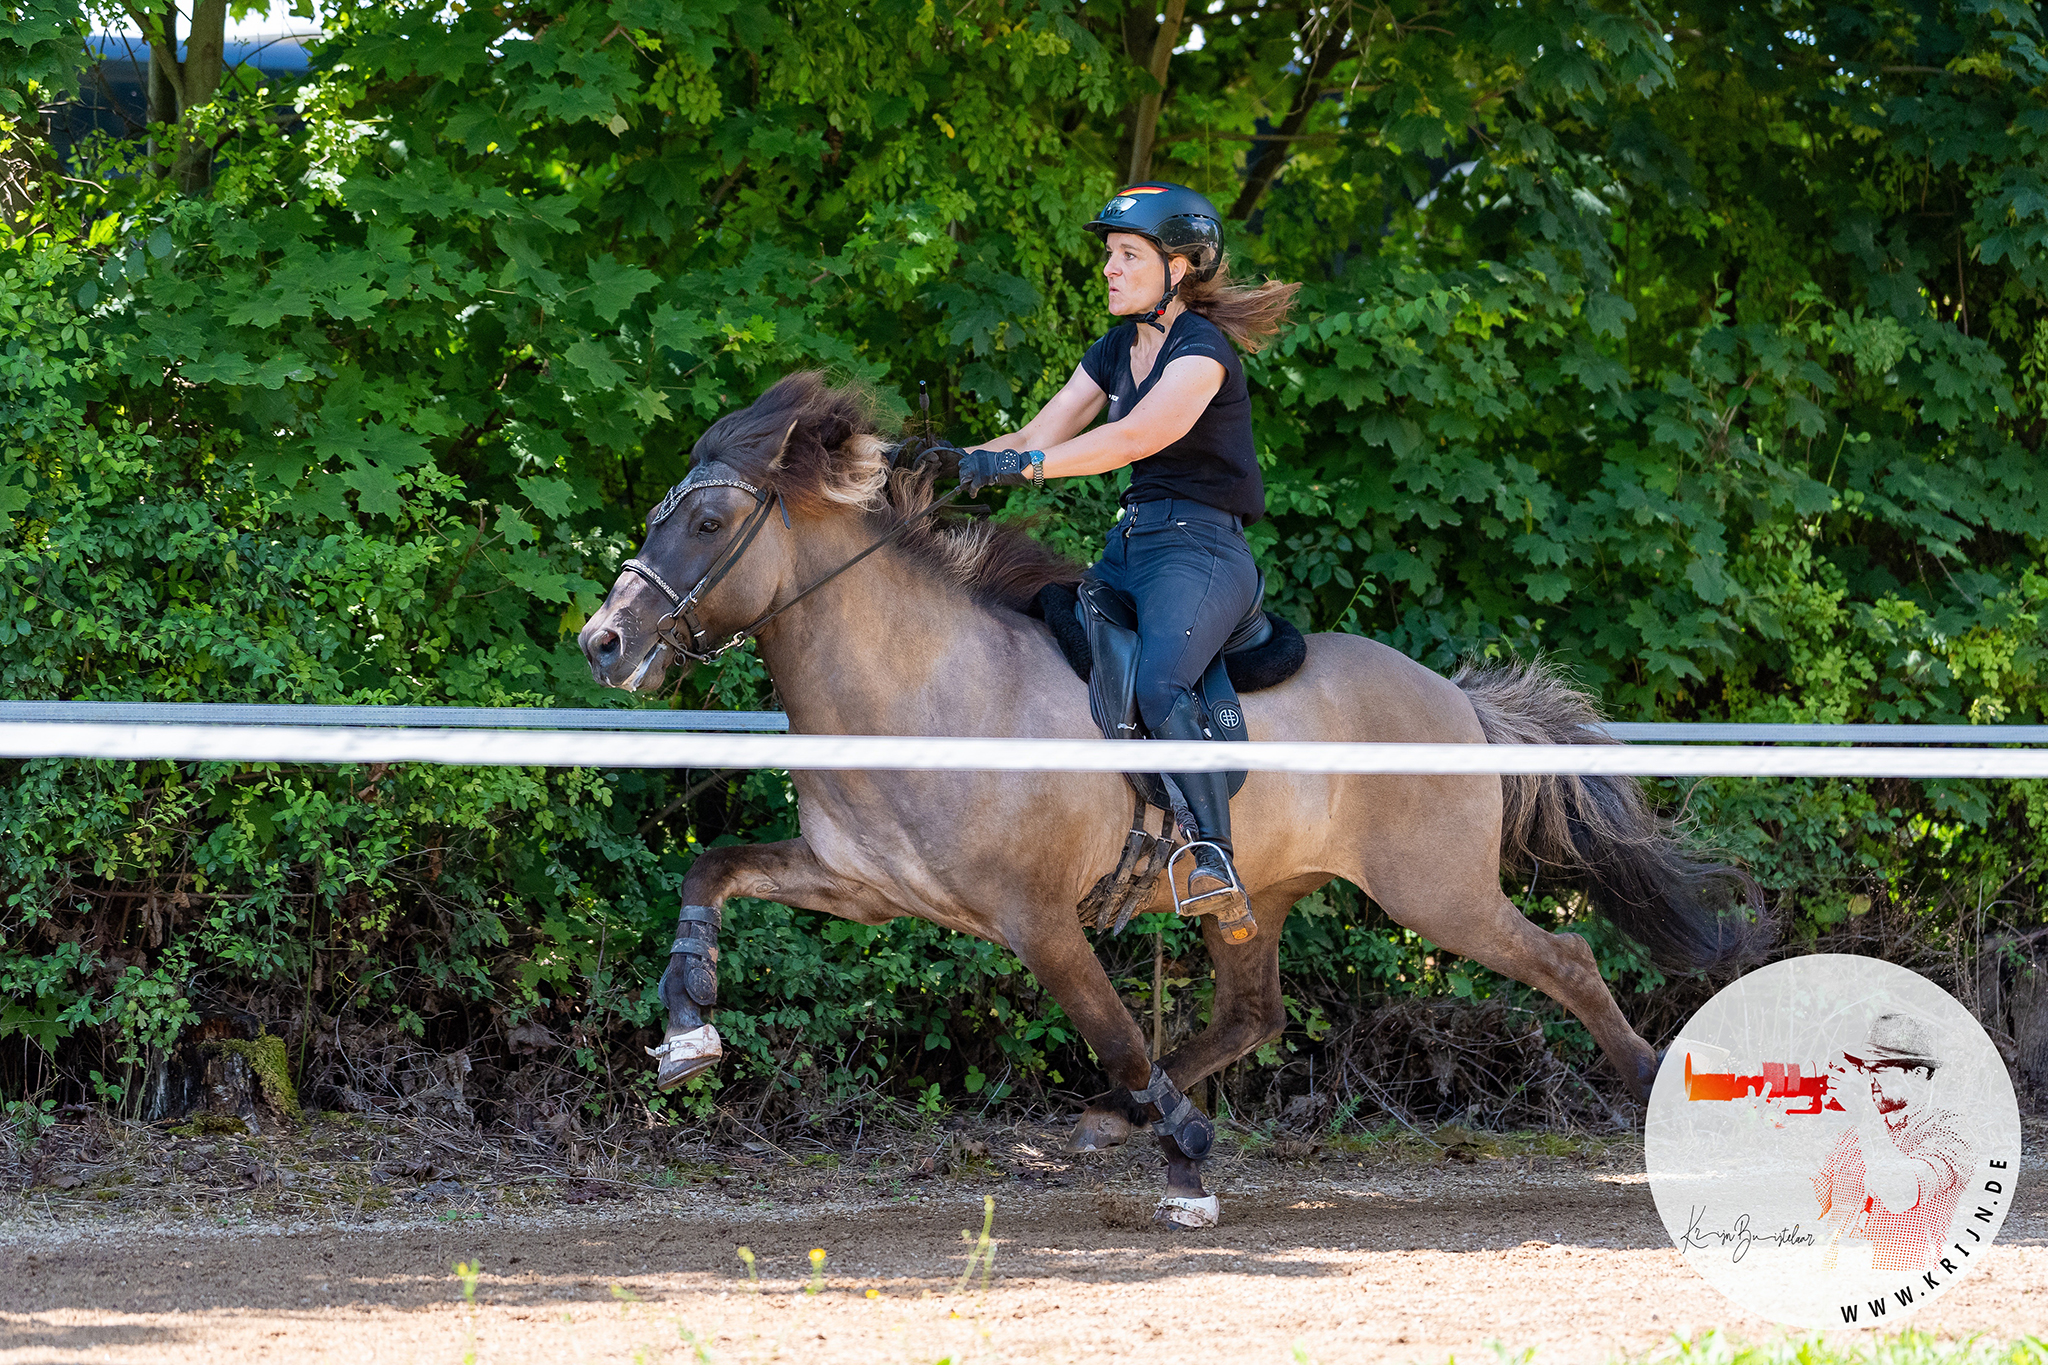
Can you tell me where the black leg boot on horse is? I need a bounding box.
[1154,692,1256,944]
[648,903,723,1089]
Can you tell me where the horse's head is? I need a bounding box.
[579,373,886,692]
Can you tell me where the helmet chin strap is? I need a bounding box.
[1144,246,1182,333]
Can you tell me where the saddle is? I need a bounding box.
[1033,578,1308,811]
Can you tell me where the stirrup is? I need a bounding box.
[1165,840,1257,945]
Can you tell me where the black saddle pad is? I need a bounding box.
[1032,582,1307,692]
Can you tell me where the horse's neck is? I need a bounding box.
[754,529,1026,737]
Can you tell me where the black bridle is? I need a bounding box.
[615,455,968,684]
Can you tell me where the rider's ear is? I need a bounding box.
[1170,255,1189,287]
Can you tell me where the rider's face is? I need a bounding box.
[1102,232,1185,316]
[1866,1062,1933,1118]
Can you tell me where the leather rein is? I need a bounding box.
[616,456,967,683]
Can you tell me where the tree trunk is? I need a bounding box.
[141,1027,302,1134]
[1229,18,1350,221]
[128,0,228,192]
[171,0,228,192]
[1976,933,2011,1031]
[1113,7,1153,180]
[1126,0,1189,185]
[2014,959,2048,1091]
[140,0,181,164]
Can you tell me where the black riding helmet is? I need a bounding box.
[1085,182,1224,330]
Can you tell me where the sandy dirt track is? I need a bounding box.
[4,1130,2044,1365]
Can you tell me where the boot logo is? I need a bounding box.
[1214,706,1242,730]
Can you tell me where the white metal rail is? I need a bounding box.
[6,704,2046,746]
[2,704,2046,777]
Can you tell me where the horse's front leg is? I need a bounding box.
[1007,919,1221,1228]
[1068,881,1309,1154]
[650,837,896,1090]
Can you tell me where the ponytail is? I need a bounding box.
[1177,255,1300,352]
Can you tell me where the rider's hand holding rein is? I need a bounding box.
[962,236,1224,484]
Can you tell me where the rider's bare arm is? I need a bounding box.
[1033,354,1226,479]
[971,364,1107,454]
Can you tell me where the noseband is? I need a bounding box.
[615,454,968,682]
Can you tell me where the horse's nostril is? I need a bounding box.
[592,627,620,661]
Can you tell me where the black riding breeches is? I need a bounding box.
[1087,498,1262,731]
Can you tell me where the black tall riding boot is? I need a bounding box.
[1153,693,1258,944]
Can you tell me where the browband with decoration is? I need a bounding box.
[648,462,768,529]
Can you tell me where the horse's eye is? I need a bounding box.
[697,518,721,535]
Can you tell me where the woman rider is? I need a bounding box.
[955,183,1299,943]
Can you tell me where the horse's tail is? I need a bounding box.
[1451,656,1763,973]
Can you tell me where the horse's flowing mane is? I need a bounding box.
[685,371,1082,608]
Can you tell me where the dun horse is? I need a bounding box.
[578,373,1753,1226]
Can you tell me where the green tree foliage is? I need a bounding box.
[1,0,2044,1121]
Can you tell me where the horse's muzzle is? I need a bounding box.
[585,623,623,671]
[578,611,658,690]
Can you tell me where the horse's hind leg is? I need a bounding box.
[1067,877,1318,1153]
[1378,879,1659,1103]
[1166,878,1323,1079]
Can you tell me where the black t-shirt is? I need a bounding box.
[1079,312,1264,523]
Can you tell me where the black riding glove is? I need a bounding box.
[955,447,1032,496]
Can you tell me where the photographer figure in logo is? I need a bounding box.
[1813,1012,1971,1272]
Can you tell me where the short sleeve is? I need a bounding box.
[1167,315,1231,363]
[1080,328,1123,393]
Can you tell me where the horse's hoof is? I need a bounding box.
[647,1024,722,1091]
[1153,1194,1220,1229]
[1066,1108,1137,1152]
[1628,1048,1665,1105]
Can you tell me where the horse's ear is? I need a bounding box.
[767,418,800,468]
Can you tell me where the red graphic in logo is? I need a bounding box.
[1684,1055,1844,1115]
[1686,1013,1971,1273]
